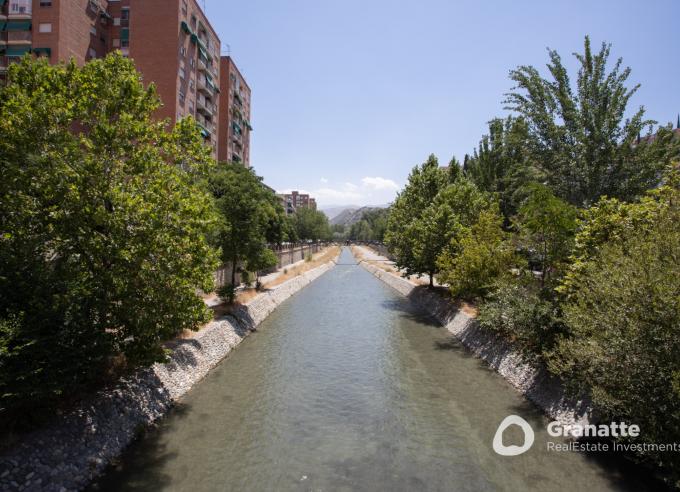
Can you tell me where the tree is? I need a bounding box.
[0,54,218,421]
[385,154,447,285]
[348,208,389,241]
[246,248,278,289]
[505,36,679,206]
[209,164,280,287]
[515,183,578,288]
[436,205,517,298]
[463,116,540,220]
[293,207,331,240]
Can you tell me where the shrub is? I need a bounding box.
[478,276,566,359]
[548,205,680,482]
[217,284,237,304]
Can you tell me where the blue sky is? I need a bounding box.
[204,0,680,207]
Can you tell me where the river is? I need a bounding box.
[91,247,660,491]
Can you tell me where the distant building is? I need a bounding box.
[277,191,317,215]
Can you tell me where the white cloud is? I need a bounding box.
[361,176,399,191]
[320,177,328,184]
[314,187,363,202]
[344,182,358,191]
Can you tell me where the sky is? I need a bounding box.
[203,0,680,207]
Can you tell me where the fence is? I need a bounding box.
[214,242,332,288]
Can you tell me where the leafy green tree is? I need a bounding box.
[348,208,389,241]
[246,248,278,289]
[385,154,447,284]
[436,205,517,298]
[0,54,218,421]
[515,183,578,288]
[464,117,540,220]
[505,36,679,206]
[293,207,331,240]
[209,163,280,287]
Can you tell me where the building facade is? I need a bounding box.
[218,55,251,166]
[278,191,317,215]
[0,0,251,162]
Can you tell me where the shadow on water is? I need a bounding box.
[379,298,441,327]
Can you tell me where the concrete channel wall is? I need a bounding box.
[358,259,593,428]
[0,259,337,492]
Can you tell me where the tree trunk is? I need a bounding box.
[231,256,237,287]
[429,273,434,288]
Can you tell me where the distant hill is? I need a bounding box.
[330,206,384,227]
[320,205,359,221]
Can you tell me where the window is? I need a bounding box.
[189,79,195,91]
[39,0,52,5]
[181,1,188,15]
[114,17,121,26]
[121,8,129,20]
[189,58,195,68]
[179,46,186,57]
[179,66,186,79]
[90,26,97,36]
[121,39,129,48]
[113,38,120,48]
[179,90,185,104]
[38,23,52,33]
[88,48,97,59]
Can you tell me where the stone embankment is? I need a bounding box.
[0,259,337,492]
[355,246,592,428]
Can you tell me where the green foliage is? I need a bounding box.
[548,202,680,479]
[436,205,518,298]
[348,208,389,241]
[505,36,680,206]
[293,207,332,241]
[479,276,566,359]
[515,183,578,287]
[463,117,539,220]
[558,173,677,297]
[209,163,283,286]
[385,154,448,284]
[217,284,236,304]
[0,54,218,421]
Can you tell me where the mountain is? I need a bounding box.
[320,205,359,221]
[330,206,384,226]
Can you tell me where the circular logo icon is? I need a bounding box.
[492,415,535,456]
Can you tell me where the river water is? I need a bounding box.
[92,248,660,491]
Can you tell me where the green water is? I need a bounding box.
[92,248,660,491]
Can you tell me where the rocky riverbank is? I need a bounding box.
[356,248,593,428]
[0,259,337,492]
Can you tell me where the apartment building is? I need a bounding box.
[218,55,251,166]
[0,0,251,162]
[278,191,317,215]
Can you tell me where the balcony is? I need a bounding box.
[8,0,31,16]
[196,76,216,96]
[6,29,31,43]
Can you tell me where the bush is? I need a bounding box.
[548,205,680,482]
[217,284,237,304]
[478,276,566,359]
[240,270,253,287]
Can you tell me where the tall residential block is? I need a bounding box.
[218,55,251,166]
[278,191,317,215]
[1,0,251,162]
